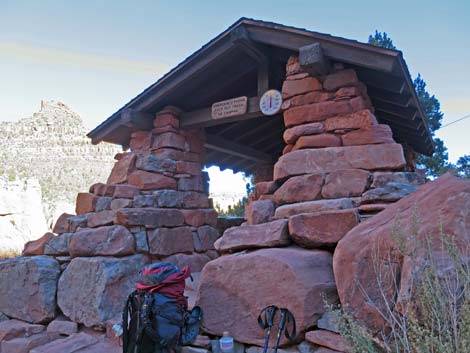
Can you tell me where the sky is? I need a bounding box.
[0,0,469,193]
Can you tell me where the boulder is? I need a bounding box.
[107,153,136,185]
[148,227,194,256]
[333,174,470,333]
[0,256,60,323]
[361,182,418,204]
[321,169,370,199]
[128,170,177,190]
[0,319,45,341]
[341,124,394,146]
[29,332,99,353]
[0,331,60,353]
[289,209,359,248]
[57,254,147,327]
[69,225,135,257]
[164,253,212,273]
[245,200,275,225]
[274,144,406,180]
[23,232,55,256]
[115,208,184,228]
[197,247,337,345]
[274,174,323,205]
[305,330,351,352]
[215,219,290,253]
[283,122,325,145]
[274,198,354,219]
[46,317,78,335]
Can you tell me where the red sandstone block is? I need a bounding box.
[130,131,152,153]
[282,77,322,99]
[254,181,279,198]
[321,169,370,199]
[128,170,177,190]
[350,96,369,112]
[283,122,325,145]
[283,100,352,127]
[282,91,333,110]
[273,174,323,205]
[342,124,394,146]
[148,227,194,256]
[178,175,205,192]
[324,109,378,131]
[87,210,115,228]
[107,153,137,185]
[283,144,293,155]
[273,143,406,180]
[305,330,351,352]
[1,332,60,353]
[152,132,186,151]
[323,69,359,91]
[23,232,55,256]
[286,72,309,80]
[154,112,179,129]
[52,213,73,234]
[289,209,359,248]
[110,198,133,210]
[292,133,341,151]
[75,193,98,215]
[152,125,179,134]
[112,184,140,198]
[181,209,206,227]
[176,161,202,176]
[184,129,205,154]
[285,55,303,76]
[334,86,362,100]
[115,208,184,228]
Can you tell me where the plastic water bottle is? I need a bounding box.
[219,332,234,353]
[112,323,123,337]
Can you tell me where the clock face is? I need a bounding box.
[259,89,282,116]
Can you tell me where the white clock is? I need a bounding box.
[259,89,282,116]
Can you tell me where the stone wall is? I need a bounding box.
[196,56,425,350]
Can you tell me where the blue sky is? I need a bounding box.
[0,0,469,192]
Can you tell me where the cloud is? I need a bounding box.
[0,41,169,76]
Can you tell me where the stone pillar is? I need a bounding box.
[13,106,220,327]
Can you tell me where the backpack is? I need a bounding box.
[122,262,202,353]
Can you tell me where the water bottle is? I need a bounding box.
[219,332,234,353]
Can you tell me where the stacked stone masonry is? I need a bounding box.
[196,55,426,351]
[0,55,432,353]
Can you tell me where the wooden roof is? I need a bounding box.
[88,18,434,173]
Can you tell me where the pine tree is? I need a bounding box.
[368,31,453,178]
[456,155,470,178]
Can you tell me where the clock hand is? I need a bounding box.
[270,96,272,108]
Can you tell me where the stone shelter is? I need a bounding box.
[0,18,440,353]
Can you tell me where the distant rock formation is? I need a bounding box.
[0,177,48,256]
[0,100,121,253]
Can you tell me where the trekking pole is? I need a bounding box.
[273,308,296,353]
[257,305,279,353]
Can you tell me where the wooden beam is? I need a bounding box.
[376,112,422,130]
[231,26,268,64]
[246,26,398,73]
[181,96,263,128]
[299,42,330,76]
[258,61,269,96]
[356,68,406,94]
[205,133,273,163]
[121,108,154,130]
[372,100,419,121]
[367,86,412,107]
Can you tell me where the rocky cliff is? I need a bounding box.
[0,101,121,253]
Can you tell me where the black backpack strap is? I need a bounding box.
[257,305,278,330]
[282,309,296,341]
[122,291,135,353]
